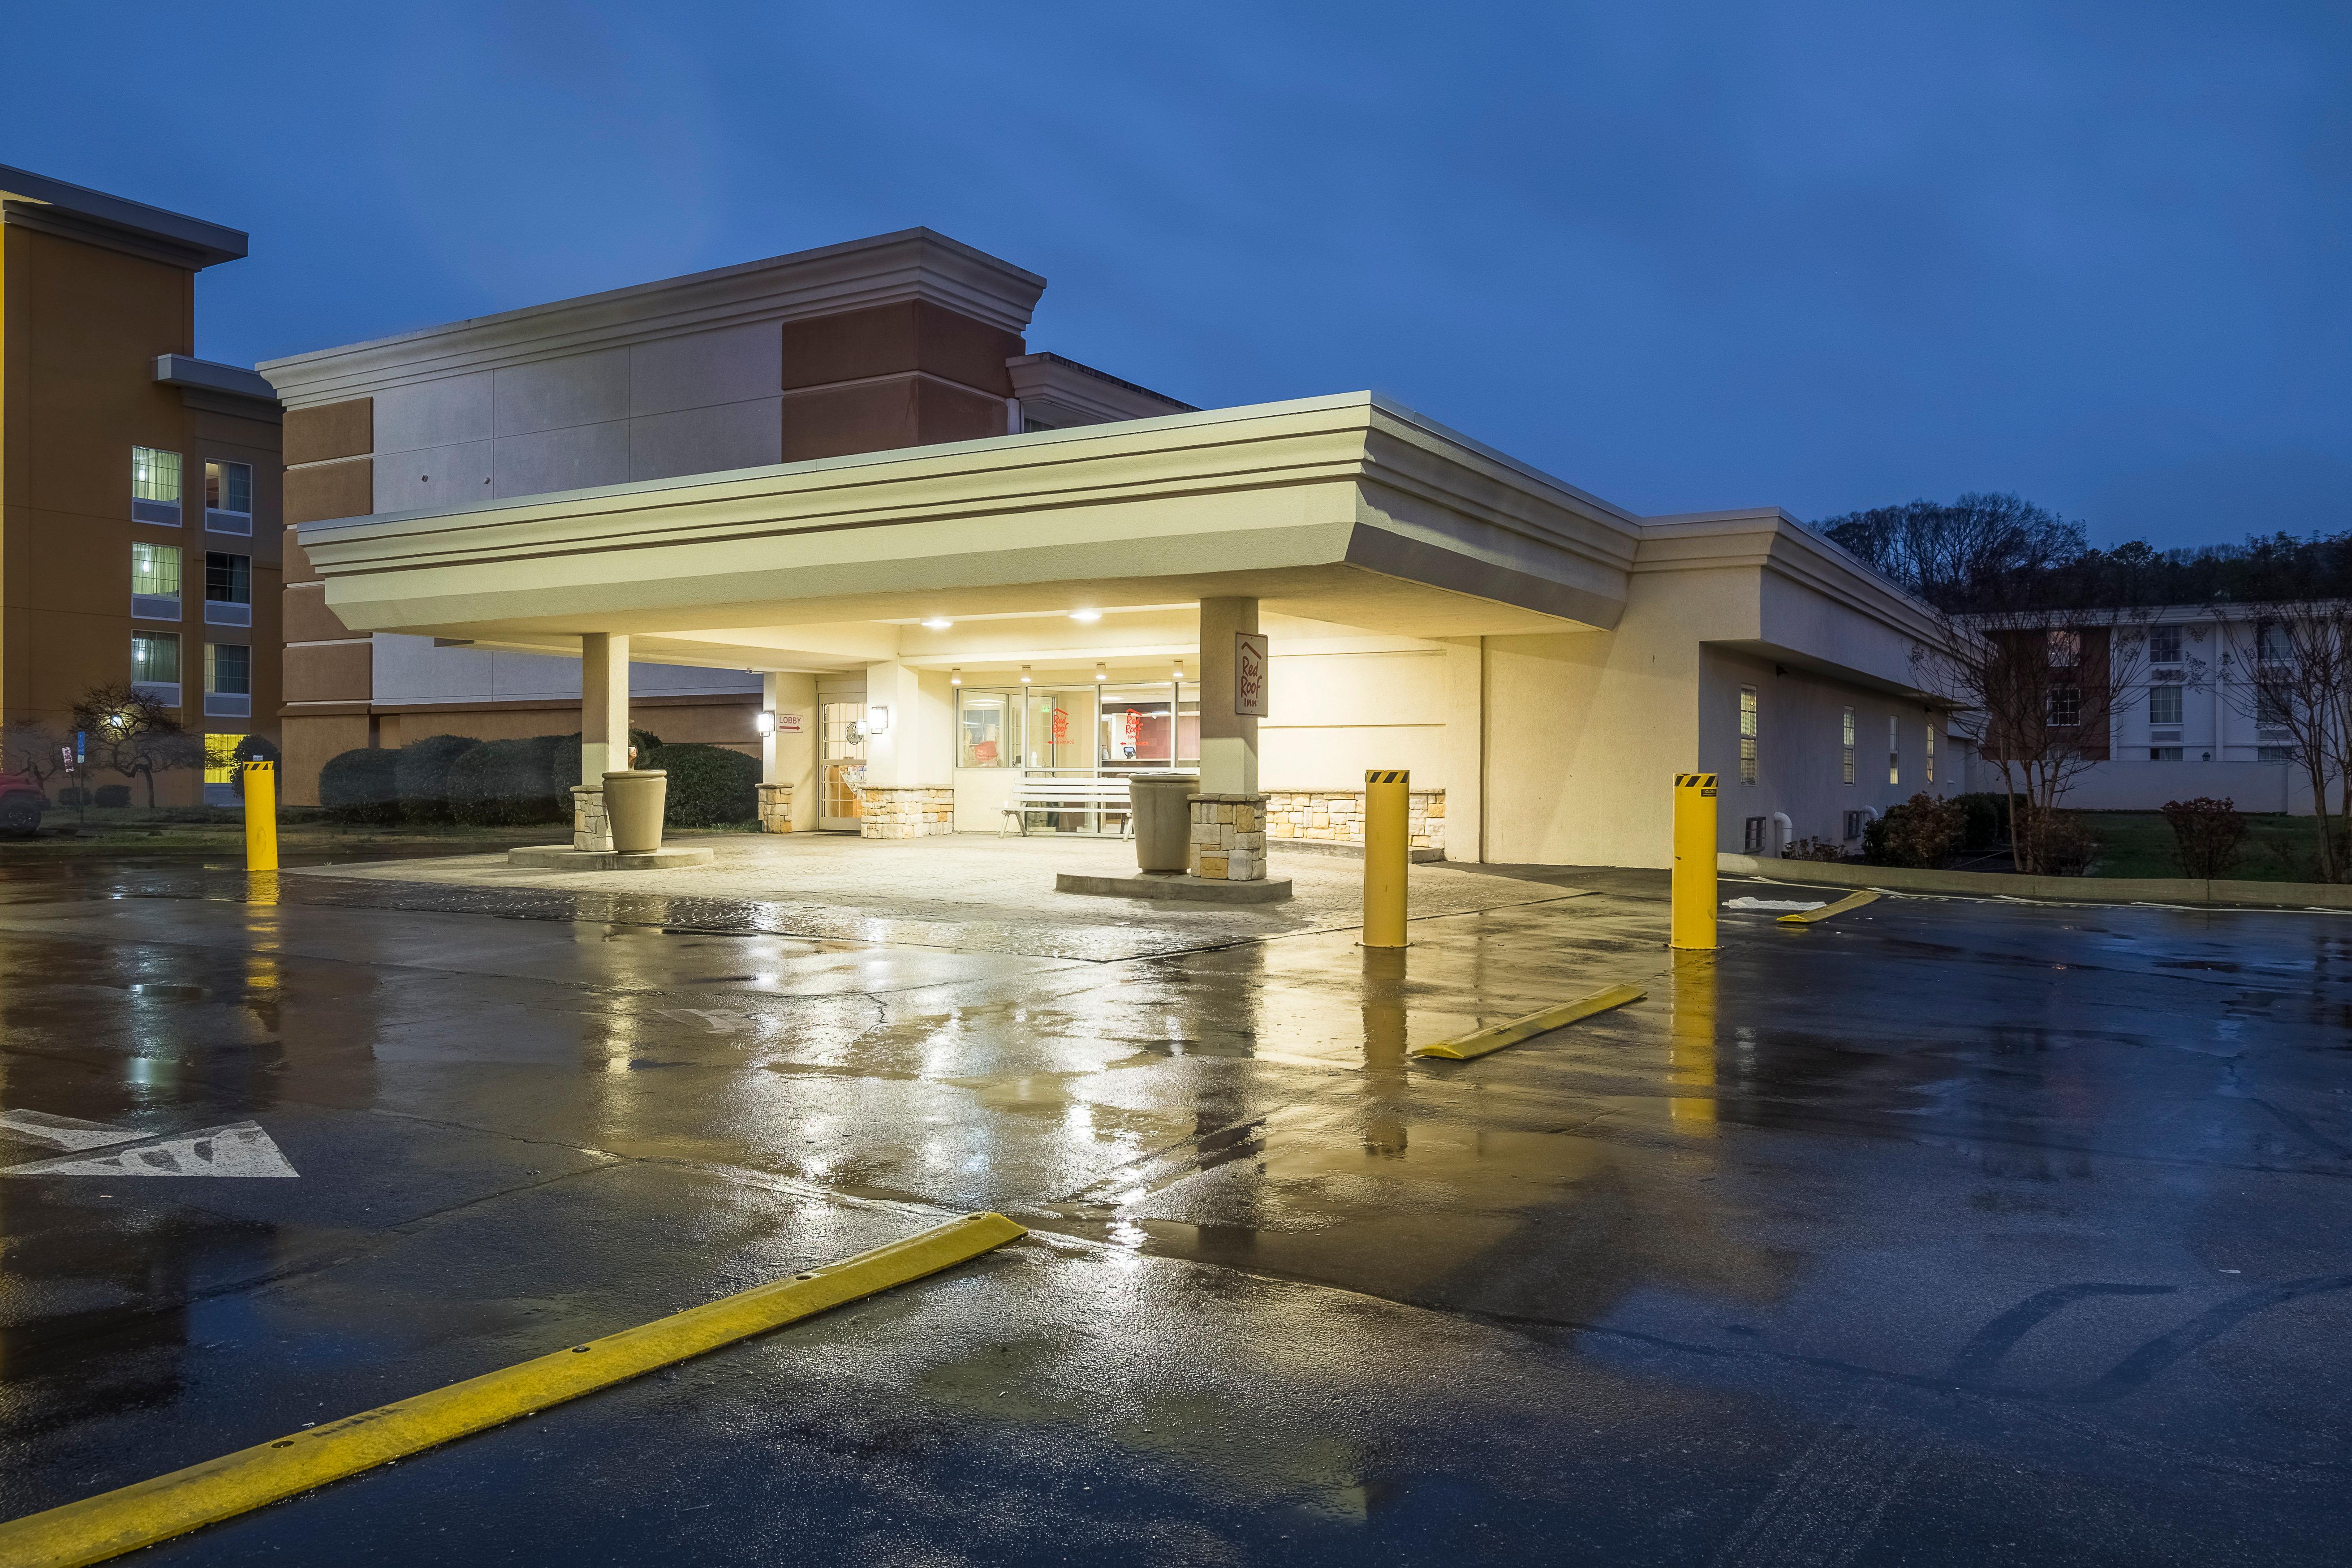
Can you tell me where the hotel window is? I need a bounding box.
[1742,816,1766,853]
[204,552,254,625]
[2047,629,2081,669]
[2257,620,2292,663]
[132,447,182,525]
[2257,682,2292,728]
[1887,715,1900,785]
[1925,722,1935,784]
[957,691,1018,768]
[2149,684,2183,728]
[1843,810,1866,841]
[204,733,246,787]
[1737,686,1758,784]
[2148,625,2182,666]
[205,460,254,535]
[131,541,181,598]
[206,642,251,695]
[2048,685,2082,727]
[1841,707,1855,784]
[2150,747,2184,761]
[131,631,181,684]
[2260,745,2293,764]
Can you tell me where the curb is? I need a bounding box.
[1718,854,2352,911]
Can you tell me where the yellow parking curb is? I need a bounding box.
[1411,984,1646,1060]
[1776,890,1882,924]
[0,1211,1027,1568]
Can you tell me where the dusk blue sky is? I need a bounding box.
[7,2,2346,549]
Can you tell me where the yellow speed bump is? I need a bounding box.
[0,1211,1026,1568]
[1776,890,1882,925]
[1411,983,1646,1061]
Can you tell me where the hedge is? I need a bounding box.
[392,735,482,823]
[447,738,570,826]
[639,743,758,827]
[319,747,402,824]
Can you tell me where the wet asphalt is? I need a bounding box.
[0,849,2345,1565]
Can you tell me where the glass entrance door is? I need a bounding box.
[820,702,866,831]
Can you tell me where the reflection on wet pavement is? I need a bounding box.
[0,850,2345,1563]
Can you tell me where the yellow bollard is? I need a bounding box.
[243,760,279,873]
[1670,771,1717,951]
[1362,768,1409,948]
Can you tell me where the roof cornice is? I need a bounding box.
[258,228,1048,408]
[0,163,246,270]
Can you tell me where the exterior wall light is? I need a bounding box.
[866,705,891,735]
[1020,665,1033,684]
[1094,662,1107,682]
[921,617,952,630]
[755,710,776,737]
[1069,609,1101,624]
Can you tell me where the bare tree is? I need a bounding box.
[2205,606,2352,882]
[1820,493,2087,612]
[1914,610,2149,873]
[0,718,69,793]
[69,683,202,808]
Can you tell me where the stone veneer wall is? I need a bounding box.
[1189,793,1268,881]
[757,783,793,833]
[1264,788,1446,851]
[571,785,612,853]
[859,785,954,840]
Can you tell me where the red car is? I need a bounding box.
[0,772,49,836]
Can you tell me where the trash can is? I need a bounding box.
[1128,772,1198,873]
[603,769,668,854]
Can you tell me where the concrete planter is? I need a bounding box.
[1128,773,1197,872]
[603,770,668,854]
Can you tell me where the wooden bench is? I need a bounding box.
[1002,776,1135,838]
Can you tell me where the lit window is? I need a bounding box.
[132,447,181,503]
[2149,685,2183,727]
[1888,715,1899,785]
[1841,706,1855,785]
[131,542,181,597]
[206,642,251,696]
[131,631,181,684]
[957,691,1017,768]
[204,461,252,514]
[2048,685,2082,727]
[204,733,246,785]
[1925,722,1935,784]
[1743,816,1765,853]
[204,552,253,604]
[1738,685,1758,784]
[2048,629,2081,668]
[2148,625,2181,665]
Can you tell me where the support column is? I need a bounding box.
[858,659,952,839]
[1197,596,1259,796]
[759,672,819,832]
[581,633,630,781]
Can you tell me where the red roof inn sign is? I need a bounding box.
[1234,632,1268,718]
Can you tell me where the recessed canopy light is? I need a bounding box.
[1094,662,1107,682]
[1020,665,1033,684]
[950,668,962,686]
[920,617,953,630]
[1069,609,1101,624]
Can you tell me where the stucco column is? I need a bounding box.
[582,633,630,780]
[1197,596,1260,796]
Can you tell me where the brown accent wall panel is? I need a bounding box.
[284,457,373,526]
[283,639,372,704]
[913,378,1015,447]
[282,397,373,466]
[280,712,371,806]
[283,526,319,586]
[781,381,920,463]
[281,581,357,643]
[781,302,1024,396]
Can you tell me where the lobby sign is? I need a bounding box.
[777,712,806,733]
[1234,632,1269,717]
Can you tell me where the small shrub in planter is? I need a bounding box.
[2160,796,2248,879]
[1862,792,1964,868]
[447,739,568,826]
[94,784,132,809]
[639,743,758,827]
[393,735,482,823]
[319,748,402,824]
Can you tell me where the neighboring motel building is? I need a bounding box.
[266,229,1955,869]
[0,166,283,804]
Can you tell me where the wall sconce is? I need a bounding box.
[755,710,776,737]
[950,667,962,687]
[1094,662,1107,682]
[1020,665,1033,684]
[866,705,891,736]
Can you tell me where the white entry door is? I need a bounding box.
[820,702,866,832]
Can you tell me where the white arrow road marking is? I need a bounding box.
[0,1122,298,1178]
[0,1108,146,1151]
[657,1008,754,1034]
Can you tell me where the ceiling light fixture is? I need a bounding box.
[1020,664,1033,684]
[950,667,962,686]
[1069,609,1101,624]
[1172,657,1185,683]
[1094,662,1107,682]
[921,617,953,630]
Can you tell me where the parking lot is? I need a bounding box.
[0,839,2345,1564]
